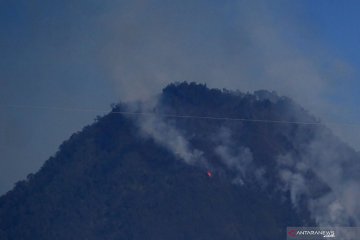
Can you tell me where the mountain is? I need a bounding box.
[0,82,359,240]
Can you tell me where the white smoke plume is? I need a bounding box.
[131,95,360,229]
[276,126,360,227]
[139,114,205,166]
[214,127,265,185]
[130,100,207,167]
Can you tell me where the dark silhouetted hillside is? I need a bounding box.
[1,82,359,240]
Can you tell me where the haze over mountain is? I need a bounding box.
[3,0,360,199]
[0,82,359,240]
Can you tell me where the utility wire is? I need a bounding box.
[1,104,360,127]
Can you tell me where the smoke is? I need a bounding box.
[133,104,266,185]
[278,169,307,207]
[276,126,360,227]
[139,114,205,166]
[1,0,360,199]
[215,144,252,185]
[98,0,360,151]
[131,101,207,167]
[127,85,360,229]
[214,127,265,185]
[304,130,360,227]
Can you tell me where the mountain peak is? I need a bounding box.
[1,83,359,239]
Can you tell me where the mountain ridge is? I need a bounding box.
[1,82,359,240]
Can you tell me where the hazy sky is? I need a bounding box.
[1,0,360,195]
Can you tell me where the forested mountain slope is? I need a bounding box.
[1,82,359,240]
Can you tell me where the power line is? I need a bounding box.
[1,104,360,127]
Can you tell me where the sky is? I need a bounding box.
[1,0,360,195]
